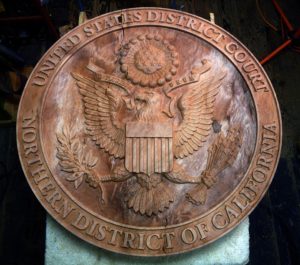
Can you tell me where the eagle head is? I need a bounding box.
[133,90,162,121]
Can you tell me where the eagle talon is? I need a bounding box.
[201,171,217,188]
[85,173,98,188]
[186,184,208,205]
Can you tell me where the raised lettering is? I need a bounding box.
[181,227,197,244]
[212,212,228,229]
[56,199,75,219]
[146,233,161,250]
[122,232,136,248]
[108,228,122,246]
[162,232,175,249]
[72,212,90,230]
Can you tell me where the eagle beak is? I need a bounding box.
[162,94,178,118]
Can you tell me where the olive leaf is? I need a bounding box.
[56,125,99,190]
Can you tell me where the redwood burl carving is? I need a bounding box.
[17,8,281,256]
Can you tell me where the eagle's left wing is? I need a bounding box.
[174,70,226,159]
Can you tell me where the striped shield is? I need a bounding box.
[125,122,173,175]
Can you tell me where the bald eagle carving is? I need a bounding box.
[60,59,242,216]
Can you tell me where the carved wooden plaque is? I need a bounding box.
[17,8,282,256]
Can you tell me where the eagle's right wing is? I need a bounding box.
[72,73,125,158]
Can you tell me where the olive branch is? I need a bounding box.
[56,126,98,189]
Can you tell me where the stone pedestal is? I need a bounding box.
[45,215,249,265]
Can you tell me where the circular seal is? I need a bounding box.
[17,8,281,256]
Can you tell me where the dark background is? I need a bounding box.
[0,0,300,264]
